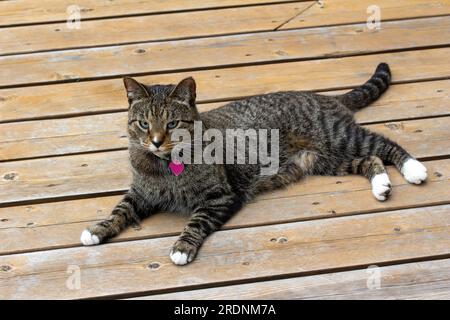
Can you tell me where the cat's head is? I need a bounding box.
[123,77,199,159]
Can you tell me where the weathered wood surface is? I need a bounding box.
[0,205,448,299]
[1,101,449,161]
[281,0,450,30]
[204,79,450,121]
[1,0,449,301]
[143,259,450,300]
[2,16,449,87]
[1,48,449,122]
[2,0,449,55]
[1,117,448,204]
[0,159,448,256]
[0,2,311,55]
[0,0,299,27]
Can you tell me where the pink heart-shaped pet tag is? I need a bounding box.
[168,160,185,176]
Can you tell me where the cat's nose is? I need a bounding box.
[152,139,163,148]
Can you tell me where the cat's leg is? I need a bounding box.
[365,132,427,185]
[348,156,392,201]
[80,190,151,245]
[254,150,317,193]
[170,193,242,265]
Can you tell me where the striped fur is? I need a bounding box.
[338,63,391,111]
[81,63,427,265]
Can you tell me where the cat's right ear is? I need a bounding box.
[123,77,149,106]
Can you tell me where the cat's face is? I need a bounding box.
[124,77,199,159]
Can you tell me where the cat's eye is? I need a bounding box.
[138,120,149,130]
[167,121,179,129]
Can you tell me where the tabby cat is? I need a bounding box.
[81,63,427,265]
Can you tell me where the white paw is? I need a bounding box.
[170,250,189,265]
[371,173,392,201]
[401,159,427,184]
[80,229,100,246]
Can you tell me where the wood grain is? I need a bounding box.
[281,0,450,30]
[2,1,449,55]
[0,150,131,205]
[0,159,448,255]
[0,116,448,204]
[201,80,450,123]
[1,0,449,301]
[0,2,311,55]
[0,205,448,299]
[0,0,299,27]
[2,16,449,87]
[142,259,450,300]
[1,48,449,122]
[1,88,449,161]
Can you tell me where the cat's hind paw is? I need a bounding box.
[80,229,100,246]
[401,159,427,184]
[170,240,198,265]
[371,173,392,201]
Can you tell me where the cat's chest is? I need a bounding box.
[133,167,214,213]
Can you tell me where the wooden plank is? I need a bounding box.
[0,150,131,205]
[2,1,449,55]
[0,205,449,299]
[1,80,449,161]
[0,2,311,55]
[353,80,450,123]
[0,116,448,204]
[0,0,298,27]
[1,48,449,122]
[365,117,450,160]
[0,159,448,255]
[281,0,450,30]
[202,80,450,123]
[142,259,450,299]
[2,16,450,87]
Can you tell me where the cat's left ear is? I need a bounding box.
[123,77,149,105]
[169,77,196,106]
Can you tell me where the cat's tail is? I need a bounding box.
[337,63,391,112]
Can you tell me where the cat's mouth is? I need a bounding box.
[138,138,187,161]
[153,144,186,161]
[152,149,171,160]
[138,140,172,159]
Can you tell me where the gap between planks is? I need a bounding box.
[279,0,450,31]
[0,116,449,205]
[0,2,311,56]
[0,205,449,299]
[1,78,448,161]
[1,16,450,88]
[1,0,449,56]
[0,158,448,256]
[1,105,450,162]
[1,48,449,123]
[2,45,449,90]
[133,258,450,300]
[0,0,446,300]
[0,0,304,28]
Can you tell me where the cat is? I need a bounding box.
[81,63,427,265]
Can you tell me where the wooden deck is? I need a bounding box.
[0,0,449,300]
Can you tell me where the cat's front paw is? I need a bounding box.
[80,223,108,246]
[170,240,199,265]
[80,229,101,245]
[401,159,427,184]
[371,173,392,201]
